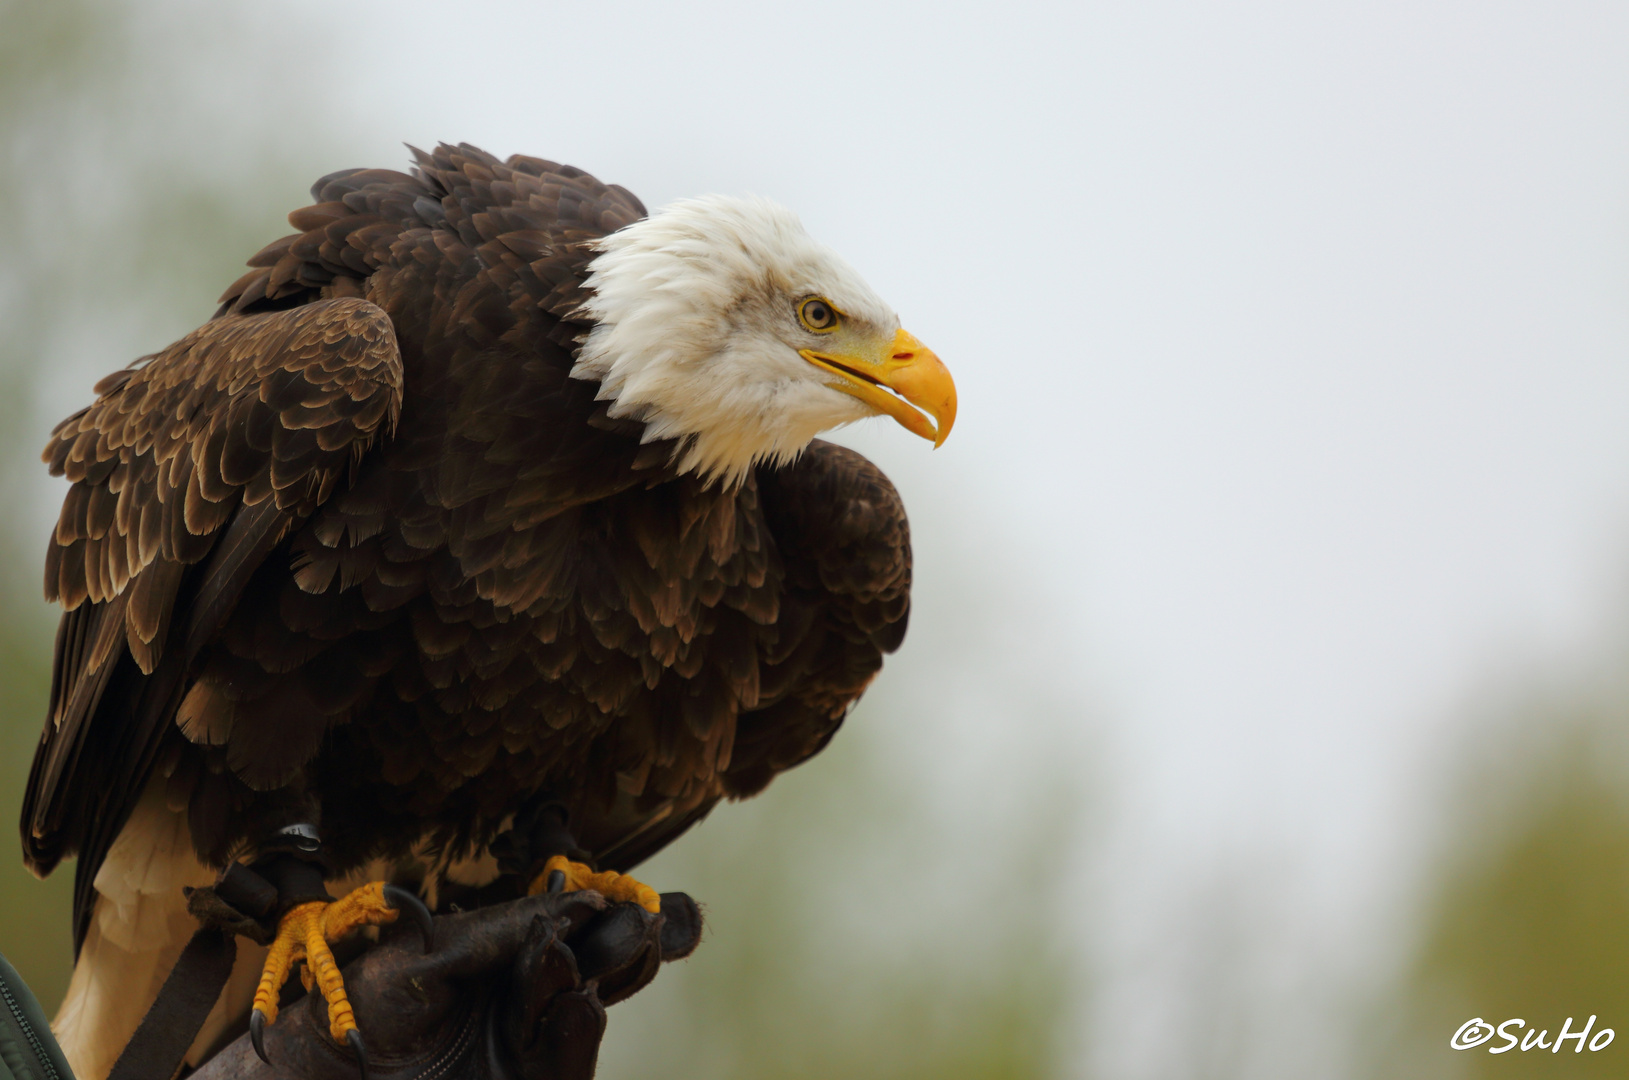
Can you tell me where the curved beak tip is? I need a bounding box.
[931,389,957,448]
[893,333,954,448]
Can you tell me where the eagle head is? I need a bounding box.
[573,195,956,486]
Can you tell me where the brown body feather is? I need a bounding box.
[21,145,912,955]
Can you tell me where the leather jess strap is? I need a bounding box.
[106,929,238,1080]
[106,862,280,1080]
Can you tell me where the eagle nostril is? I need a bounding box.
[892,352,914,361]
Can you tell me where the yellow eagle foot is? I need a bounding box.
[248,882,433,1073]
[528,854,661,913]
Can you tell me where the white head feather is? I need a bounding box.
[572,195,901,486]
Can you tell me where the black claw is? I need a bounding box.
[346,1028,370,1080]
[383,884,435,953]
[547,869,566,894]
[250,1008,271,1066]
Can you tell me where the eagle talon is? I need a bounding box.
[529,855,660,913]
[382,883,434,952]
[250,1007,270,1065]
[251,881,420,1050]
[346,1028,370,1080]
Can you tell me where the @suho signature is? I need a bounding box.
[1452,1016,1615,1054]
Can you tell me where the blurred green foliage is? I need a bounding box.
[0,588,61,1006]
[1370,710,1629,1078]
[0,0,127,1012]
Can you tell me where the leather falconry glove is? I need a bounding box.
[191,887,702,1080]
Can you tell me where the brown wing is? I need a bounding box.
[20,299,404,940]
[591,440,913,871]
[731,440,912,786]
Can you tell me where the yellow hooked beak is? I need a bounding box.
[800,328,957,446]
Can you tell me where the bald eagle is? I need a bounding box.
[20,144,953,1077]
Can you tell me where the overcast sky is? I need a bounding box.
[22,2,1629,1076]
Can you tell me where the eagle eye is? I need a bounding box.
[798,297,841,333]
